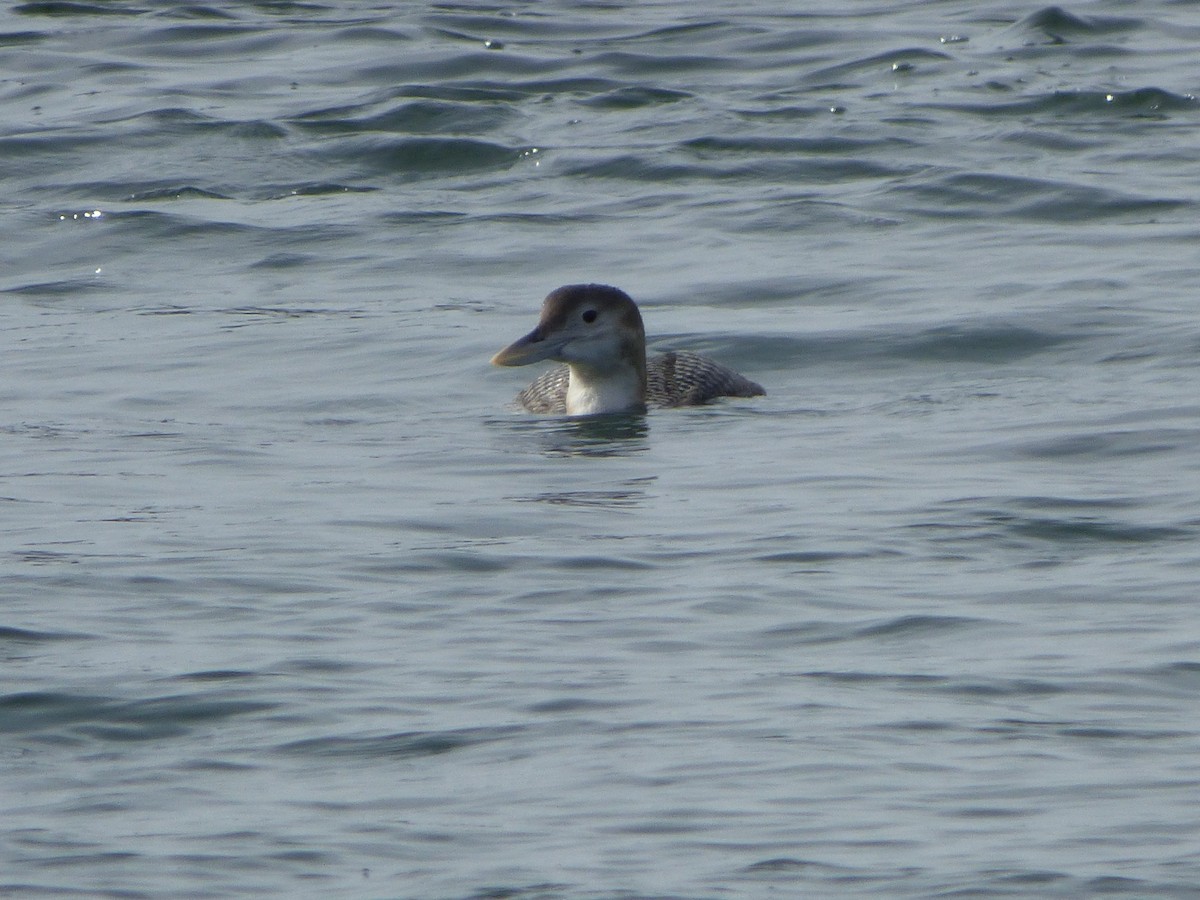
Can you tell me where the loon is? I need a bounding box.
[491,284,765,415]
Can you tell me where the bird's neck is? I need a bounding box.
[564,340,647,415]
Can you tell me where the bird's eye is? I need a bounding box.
[581,309,598,324]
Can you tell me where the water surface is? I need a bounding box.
[3,1,1200,897]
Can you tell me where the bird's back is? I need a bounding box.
[647,350,765,408]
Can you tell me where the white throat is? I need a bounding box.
[564,363,645,415]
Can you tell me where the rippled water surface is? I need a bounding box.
[4,1,1200,897]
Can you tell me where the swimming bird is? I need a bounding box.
[491,284,765,415]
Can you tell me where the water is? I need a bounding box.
[3,1,1200,897]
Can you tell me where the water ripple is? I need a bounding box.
[277,725,525,760]
[763,614,988,647]
[0,625,90,643]
[937,86,1197,119]
[0,691,274,740]
[1016,6,1146,40]
[314,135,523,178]
[289,99,514,135]
[891,171,1187,222]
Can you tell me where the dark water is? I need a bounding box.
[3,1,1200,897]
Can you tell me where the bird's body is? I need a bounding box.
[491,284,765,416]
[514,350,764,414]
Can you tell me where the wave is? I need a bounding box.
[0,690,273,740]
[933,87,1197,119]
[311,135,523,178]
[277,725,524,760]
[289,99,515,136]
[889,171,1188,223]
[1015,6,1147,40]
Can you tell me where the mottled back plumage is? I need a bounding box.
[515,350,764,414]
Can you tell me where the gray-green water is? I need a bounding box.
[4,2,1200,897]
